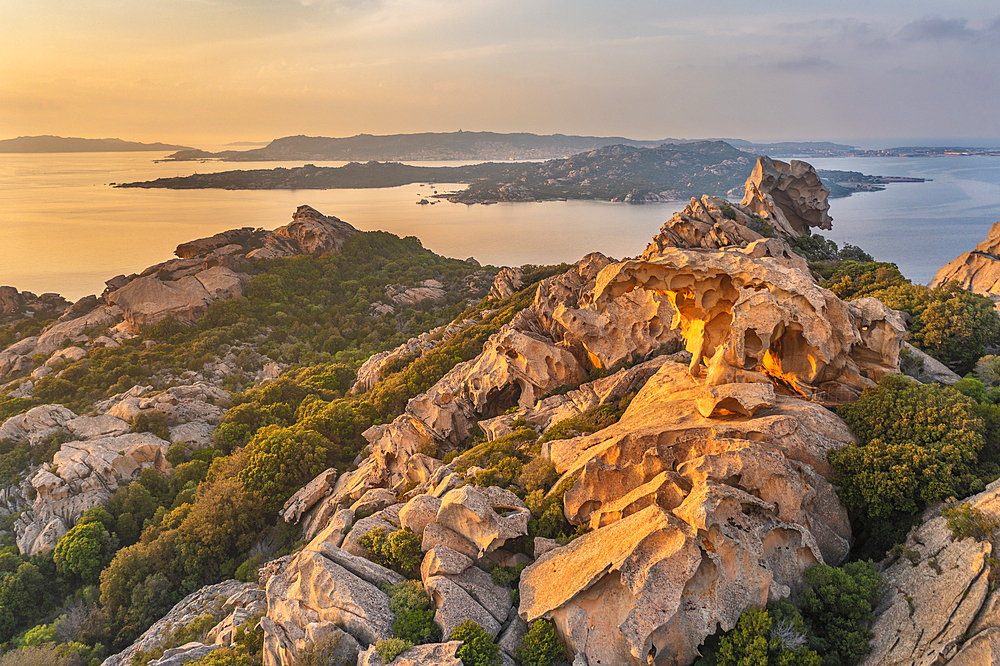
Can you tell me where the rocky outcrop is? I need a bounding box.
[592,246,906,400]
[0,286,70,323]
[741,156,832,237]
[3,382,229,555]
[351,318,479,395]
[930,220,1000,308]
[262,542,399,666]
[900,342,962,385]
[0,205,358,382]
[106,267,250,330]
[642,196,767,254]
[386,279,446,306]
[489,267,524,300]
[860,480,1000,666]
[522,359,855,665]
[247,204,357,259]
[102,580,265,666]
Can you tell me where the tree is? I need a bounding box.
[832,374,986,521]
[53,521,118,584]
[871,281,1000,374]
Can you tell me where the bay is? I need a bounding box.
[2,151,1000,303]
[0,152,680,301]
[810,156,1000,284]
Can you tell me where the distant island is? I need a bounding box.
[117,141,923,203]
[0,135,191,153]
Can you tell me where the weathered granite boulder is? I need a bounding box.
[860,480,1000,666]
[931,219,1000,312]
[101,580,265,666]
[247,205,357,259]
[436,486,530,557]
[357,641,463,666]
[901,341,962,385]
[589,247,906,400]
[280,468,338,524]
[386,279,446,305]
[522,357,855,665]
[263,548,394,665]
[106,267,250,331]
[741,156,832,237]
[489,267,524,300]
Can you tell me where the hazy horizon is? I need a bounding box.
[4,1,999,147]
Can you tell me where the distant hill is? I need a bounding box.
[0,135,191,153]
[447,141,757,203]
[164,131,690,162]
[121,141,761,203]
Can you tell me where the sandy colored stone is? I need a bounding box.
[489,267,524,300]
[588,248,905,400]
[741,156,832,237]
[437,486,530,556]
[399,493,442,536]
[425,575,502,639]
[421,522,480,560]
[420,545,473,580]
[280,468,338,524]
[695,382,775,418]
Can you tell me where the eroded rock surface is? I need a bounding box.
[102,580,265,666]
[741,156,832,237]
[520,358,856,665]
[931,219,1000,309]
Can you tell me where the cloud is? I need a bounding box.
[773,56,837,71]
[897,16,975,41]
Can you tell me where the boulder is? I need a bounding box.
[399,494,442,536]
[264,549,394,655]
[148,643,219,666]
[0,404,75,444]
[421,523,480,560]
[280,468,338,524]
[741,156,832,237]
[489,267,524,300]
[589,247,906,400]
[357,641,463,666]
[436,486,530,556]
[420,546,474,580]
[425,575,502,639]
[901,342,962,385]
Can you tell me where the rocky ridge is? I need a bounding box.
[931,220,1000,309]
[0,204,357,390]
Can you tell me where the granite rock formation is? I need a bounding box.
[741,156,833,237]
[930,220,1000,308]
[860,479,1000,666]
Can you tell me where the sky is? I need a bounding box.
[2,0,1000,147]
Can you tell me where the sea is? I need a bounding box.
[2,151,1000,302]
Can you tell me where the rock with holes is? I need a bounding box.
[741,156,832,237]
[523,357,855,666]
[589,246,905,401]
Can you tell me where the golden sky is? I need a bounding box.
[3,0,999,147]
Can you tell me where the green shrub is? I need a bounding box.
[359,528,423,577]
[696,607,820,666]
[832,374,987,521]
[515,619,565,666]
[818,261,907,300]
[797,561,880,666]
[53,521,118,584]
[451,620,501,666]
[132,410,171,441]
[382,580,442,644]
[375,637,413,663]
[942,502,1000,542]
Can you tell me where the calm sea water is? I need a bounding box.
[2,152,1000,301]
[0,152,681,301]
